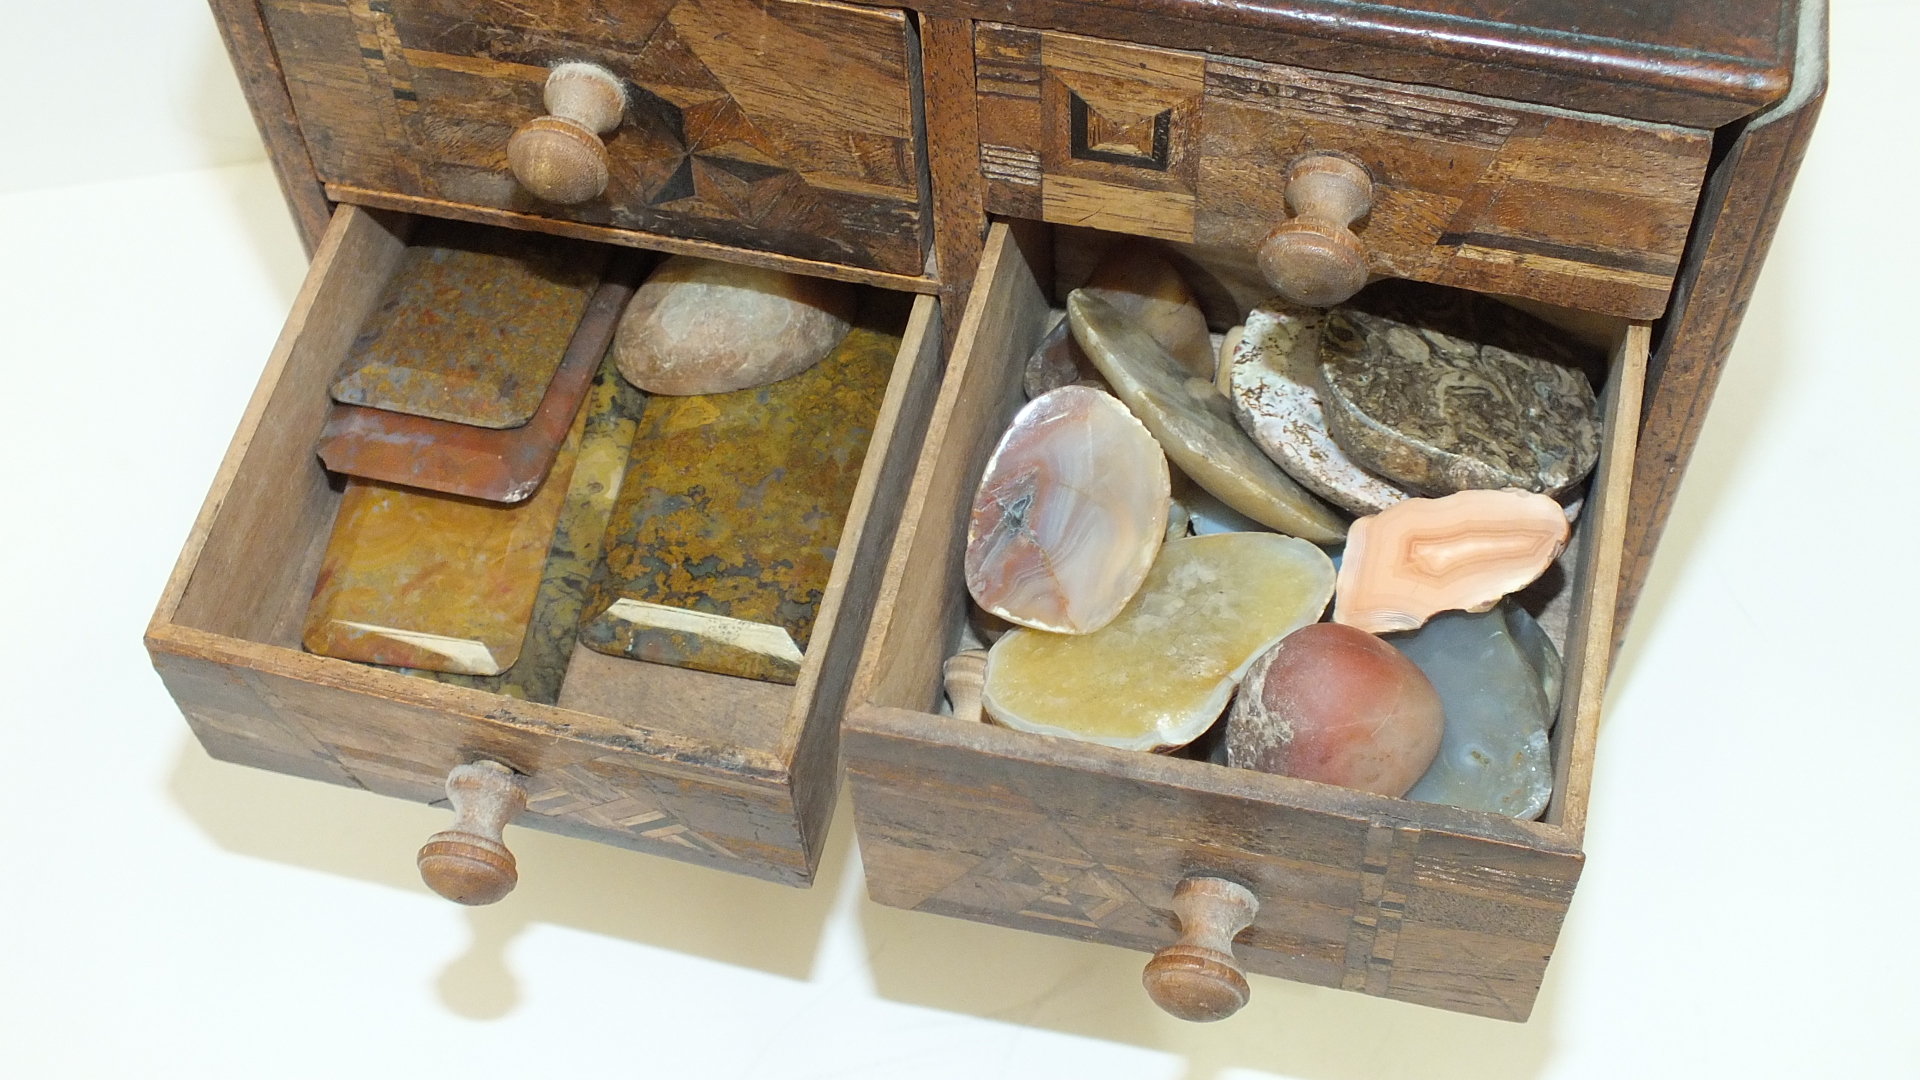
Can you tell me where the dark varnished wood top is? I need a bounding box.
[880,0,1797,127]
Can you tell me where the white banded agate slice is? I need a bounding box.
[965,385,1171,634]
[981,533,1336,752]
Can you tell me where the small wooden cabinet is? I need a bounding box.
[177,0,1825,1021]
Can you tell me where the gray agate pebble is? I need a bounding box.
[1317,282,1602,497]
[1389,603,1562,819]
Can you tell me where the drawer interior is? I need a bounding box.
[151,204,940,883]
[844,218,1647,1016]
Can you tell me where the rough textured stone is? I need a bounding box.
[1335,489,1569,633]
[578,294,902,683]
[1391,604,1561,819]
[303,386,588,675]
[1229,300,1413,515]
[966,386,1170,635]
[316,261,638,502]
[1083,242,1215,379]
[395,356,643,702]
[331,218,607,428]
[1069,291,1347,545]
[612,255,856,395]
[1318,282,1603,496]
[1226,623,1444,797]
[980,533,1336,752]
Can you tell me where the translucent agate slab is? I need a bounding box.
[980,533,1336,751]
[1335,489,1569,633]
[1068,291,1347,545]
[1083,242,1215,379]
[1392,604,1561,819]
[1228,300,1412,515]
[966,386,1170,634]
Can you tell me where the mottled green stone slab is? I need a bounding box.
[578,294,905,684]
[1318,280,1603,497]
[397,355,644,703]
[331,218,609,429]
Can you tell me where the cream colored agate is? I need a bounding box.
[966,386,1171,634]
[980,533,1336,751]
[1070,291,1347,545]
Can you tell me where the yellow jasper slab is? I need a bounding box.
[303,396,587,675]
[980,532,1336,751]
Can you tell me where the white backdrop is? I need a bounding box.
[2,2,1914,1076]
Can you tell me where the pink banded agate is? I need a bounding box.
[965,385,1171,634]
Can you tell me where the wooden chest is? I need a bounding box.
[166,0,1823,1020]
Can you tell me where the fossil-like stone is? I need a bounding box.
[980,533,1336,751]
[397,354,644,702]
[578,294,902,683]
[1084,242,1216,379]
[966,385,1170,634]
[1392,604,1561,819]
[1334,489,1569,633]
[1226,623,1444,797]
[1318,282,1603,496]
[331,218,608,428]
[1229,300,1413,515]
[303,383,590,675]
[316,260,639,502]
[612,255,856,395]
[1069,291,1347,545]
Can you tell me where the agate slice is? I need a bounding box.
[1069,291,1347,545]
[331,218,607,428]
[1023,316,1108,399]
[980,533,1336,751]
[1229,300,1412,515]
[1317,283,1602,496]
[1335,489,1569,633]
[1082,242,1215,379]
[966,386,1170,634]
[612,256,856,395]
[1226,623,1443,798]
[1393,604,1561,819]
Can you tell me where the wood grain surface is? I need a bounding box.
[146,206,942,886]
[834,0,1796,128]
[258,0,930,275]
[208,0,333,253]
[975,25,1713,321]
[844,221,1649,1019]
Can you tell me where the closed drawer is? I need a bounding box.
[974,24,1712,320]
[843,221,1647,1020]
[147,205,940,887]
[260,0,930,277]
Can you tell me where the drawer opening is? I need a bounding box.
[856,212,1651,891]
[149,204,943,885]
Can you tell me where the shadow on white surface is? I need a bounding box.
[167,735,850,1019]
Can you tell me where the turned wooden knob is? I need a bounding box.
[1143,877,1260,1021]
[943,649,988,724]
[507,62,625,204]
[417,760,527,905]
[1256,153,1374,307]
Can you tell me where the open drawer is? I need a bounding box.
[146,204,941,890]
[843,219,1647,1020]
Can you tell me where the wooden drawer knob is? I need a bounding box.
[507,62,626,205]
[1256,153,1374,308]
[1142,877,1260,1021]
[417,760,527,905]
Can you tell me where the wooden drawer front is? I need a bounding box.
[261,0,929,276]
[147,206,943,886]
[974,24,1713,321]
[843,222,1647,1019]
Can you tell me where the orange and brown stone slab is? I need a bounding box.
[577,292,905,684]
[330,218,609,429]
[302,394,589,675]
[315,255,643,502]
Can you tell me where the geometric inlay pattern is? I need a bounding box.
[522,761,738,860]
[1068,89,1171,171]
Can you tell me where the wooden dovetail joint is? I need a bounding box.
[506,62,626,205]
[943,649,988,724]
[417,760,528,905]
[1142,877,1260,1022]
[1256,152,1374,308]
